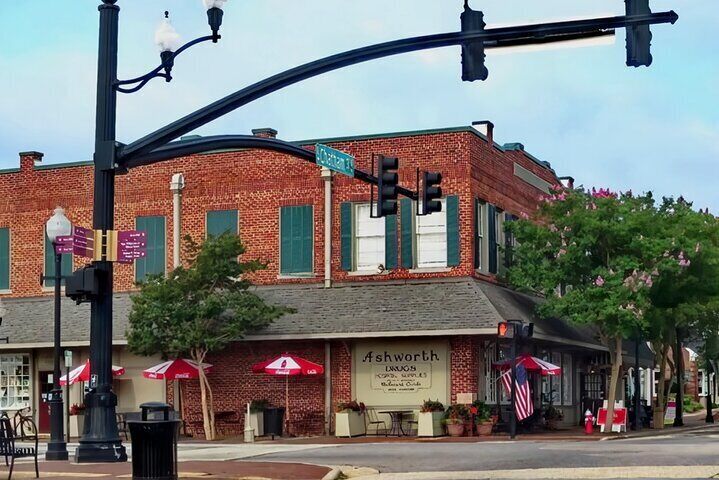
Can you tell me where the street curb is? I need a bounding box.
[322,466,342,480]
[603,423,718,441]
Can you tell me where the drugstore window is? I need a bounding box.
[0,355,31,410]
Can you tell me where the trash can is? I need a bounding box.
[263,407,285,439]
[128,402,181,480]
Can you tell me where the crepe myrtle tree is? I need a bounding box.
[507,187,670,426]
[127,233,290,440]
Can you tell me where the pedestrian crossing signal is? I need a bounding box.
[498,322,513,338]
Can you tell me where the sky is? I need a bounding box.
[0,1,717,210]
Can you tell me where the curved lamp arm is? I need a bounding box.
[115,34,218,94]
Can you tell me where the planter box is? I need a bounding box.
[418,411,444,437]
[69,414,85,438]
[335,411,366,437]
[250,411,264,437]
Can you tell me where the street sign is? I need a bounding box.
[73,226,95,258]
[55,235,74,254]
[116,230,147,264]
[315,144,355,177]
[64,350,73,368]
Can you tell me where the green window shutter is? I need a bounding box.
[340,203,353,271]
[400,198,414,269]
[487,205,497,274]
[136,216,166,282]
[474,199,481,270]
[0,229,9,290]
[446,195,460,267]
[504,213,517,269]
[44,234,72,287]
[206,210,238,237]
[280,205,313,275]
[385,214,398,270]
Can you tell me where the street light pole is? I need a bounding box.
[45,207,72,461]
[75,0,125,463]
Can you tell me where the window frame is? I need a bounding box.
[43,231,73,289]
[353,203,386,272]
[205,209,239,238]
[475,201,486,272]
[278,205,314,276]
[414,198,448,269]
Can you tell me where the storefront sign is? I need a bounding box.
[371,363,431,393]
[664,400,676,425]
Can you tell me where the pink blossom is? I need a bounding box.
[591,187,617,199]
[519,212,529,220]
[557,248,567,258]
[594,276,605,287]
[679,259,691,268]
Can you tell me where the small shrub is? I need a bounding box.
[420,399,445,413]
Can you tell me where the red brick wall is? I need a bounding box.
[450,336,480,404]
[0,128,557,298]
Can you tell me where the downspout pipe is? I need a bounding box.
[169,173,185,411]
[321,168,332,288]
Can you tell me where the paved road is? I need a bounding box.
[254,426,719,479]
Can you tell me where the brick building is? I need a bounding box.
[0,123,651,437]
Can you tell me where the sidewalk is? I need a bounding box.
[7,460,331,480]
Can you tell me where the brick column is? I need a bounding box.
[450,336,480,404]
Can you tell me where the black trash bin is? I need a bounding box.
[128,402,181,480]
[263,407,285,439]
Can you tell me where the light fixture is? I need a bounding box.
[203,0,227,41]
[46,206,73,244]
[155,12,182,78]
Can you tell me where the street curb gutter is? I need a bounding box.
[322,466,342,480]
[602,423,718,441]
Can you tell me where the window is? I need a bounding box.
[562,353,573,406]
[135,216,166,281]
[280,205,313,275]
[0,228,8,290]
[494,208,504,274]
[354,204,385,271]
[44,233,72,287]
[206,210,238,238]
[416,198,447,268]
[551,352,562,404]
[475,201,485,271]
[0,355,31,409]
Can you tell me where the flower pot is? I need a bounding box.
[546,418,560,430]
[250,411,264,437]
[69,414,85,438]
[477,421,493,436]
[418,411,444,437]
[446,422,465,437]
[335,411,366,437]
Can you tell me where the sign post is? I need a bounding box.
[315,144,355,177]
[64,350,72,445]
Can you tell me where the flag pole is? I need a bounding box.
[510,328,518,439]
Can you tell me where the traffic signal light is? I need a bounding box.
[460,1,489,82]
[625,0,653,67]
[377,155,399,217]
[421,171,443,215]
[498,322,514,338]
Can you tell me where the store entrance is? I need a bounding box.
[38,371,53,433]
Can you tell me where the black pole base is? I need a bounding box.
[75,443,127,463]
[673,418,684,427]
[45,441,69,461]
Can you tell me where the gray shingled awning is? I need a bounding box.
[0,277,620,354]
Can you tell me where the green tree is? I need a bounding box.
[127,234,289,440]
[508,187,665,425]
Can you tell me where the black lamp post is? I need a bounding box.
[45,206,72,461]
[76,0,226,463]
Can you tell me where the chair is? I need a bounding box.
[403,412,418,436]
[365,409,387,436]
[0,414,38,480]
[116,413,128,440]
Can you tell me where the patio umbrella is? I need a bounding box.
[60,360,125,386]
[251,354,324,435]
[493,354,561,376]
[143,359,212,380]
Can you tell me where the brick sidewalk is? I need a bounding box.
[7,460,331,480]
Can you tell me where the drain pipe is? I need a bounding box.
[321,167,333,288]
[169,173,185,408]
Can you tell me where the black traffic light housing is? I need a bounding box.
[460,0,489,82]
[66,266,101,304]
[377,155,399,217]
[625,0,653,67]
[498,321,514,338]
[498,320,534,339]
[420,171,443,216]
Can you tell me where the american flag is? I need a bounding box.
[500,364,534,421]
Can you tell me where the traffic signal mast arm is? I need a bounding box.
[117,8,677,164]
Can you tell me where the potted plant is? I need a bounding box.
[443,404,469,437]
[69,403,86,438]
[335,400,366,437]
[544,405,564,430]
[472,400,493,436]
[249,399,268,436]
[418,399,445,437]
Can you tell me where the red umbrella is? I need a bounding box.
[252,354,324,435]
[143,359,212,380]
[493,354,561,376]
[60,360,125,386]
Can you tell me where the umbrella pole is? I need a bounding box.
[285,375,289,436]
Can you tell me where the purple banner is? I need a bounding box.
[72,226,95,258]
[116,230,147,264]
[55,245,74,254]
